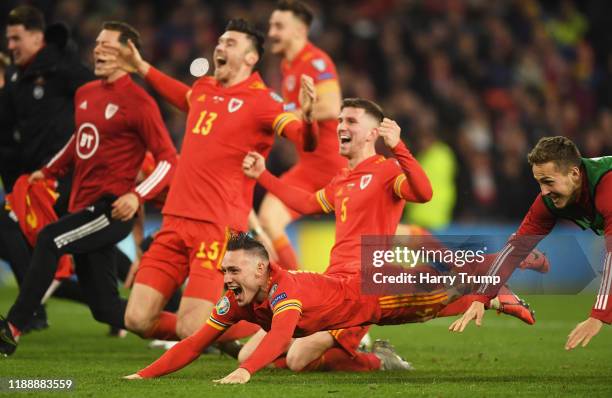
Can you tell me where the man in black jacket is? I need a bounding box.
[0,6,93,331]
[1,5,93,195]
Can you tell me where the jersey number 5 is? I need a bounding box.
[192,110,218,135]
[340,197,349,222]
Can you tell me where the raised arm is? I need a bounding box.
[103,40,191,112]
[377,118,432,203]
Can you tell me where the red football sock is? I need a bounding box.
[303,348,381,372]
[273,235,299,270]
[273,356,288,369]
[9,322,21,339]
[216,321,260,343]
[143,311,178,340]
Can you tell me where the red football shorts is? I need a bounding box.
[329,326,370,356]
[135,215,230,302]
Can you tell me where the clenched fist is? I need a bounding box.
[242,151,266,179]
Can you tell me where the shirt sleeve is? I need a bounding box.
[137,322,224,378]
[41,134,75,179]
[144,66,191,112]
[131,95,178,204]
[239,310,300,375]
[257,170,333,215]
[305,53,338,85]
[591,172,612,323]
[259,91,319,152]
[137,293,239,378]
[389,141,433,203]
[471,195,556,302]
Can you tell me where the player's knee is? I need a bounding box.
[175,316,200,339]
[124,307,155,336]
[259,212,284,236]
[285,352,308,372]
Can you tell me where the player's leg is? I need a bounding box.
[5,200,132,333]
[0,207,31,286]
[72,248,127,329]
[258,193,298,270]
[285,331,335,371]
[174,221,227,339]
[124,219,188,340]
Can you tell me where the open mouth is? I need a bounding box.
[227,284,243,298]
[216,56,227,67]
[339,133,352,144]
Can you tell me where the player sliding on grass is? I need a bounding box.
[124,233,536,384]
[451,136,612,350]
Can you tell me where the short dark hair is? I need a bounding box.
[7,5,45,31]
[527,136,582,171]
[225,19,265,60]
[227,232,269,263]
[276,0,314,27]
[341,98,385,123]
[102,21,141,49]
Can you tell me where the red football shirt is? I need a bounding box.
[136,262,380,378]
[258,141,433,276]
[43,74,177,212]
[281,42,347,174]
[160,72,306,231]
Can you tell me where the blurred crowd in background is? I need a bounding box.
[1,0,611,228]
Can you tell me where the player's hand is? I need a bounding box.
[242,151,266,179]
[565,317,602,350]
[102,39,149,76]
[124,259,140,289]
[449,301,485,332]
[28,170,45,184]
[213,368,251,384]
[123,373,143,380]
[298,74,316,122]
[112,193,140,221]
[377,118,402,148]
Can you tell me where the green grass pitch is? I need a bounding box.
[0,287,611,397]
